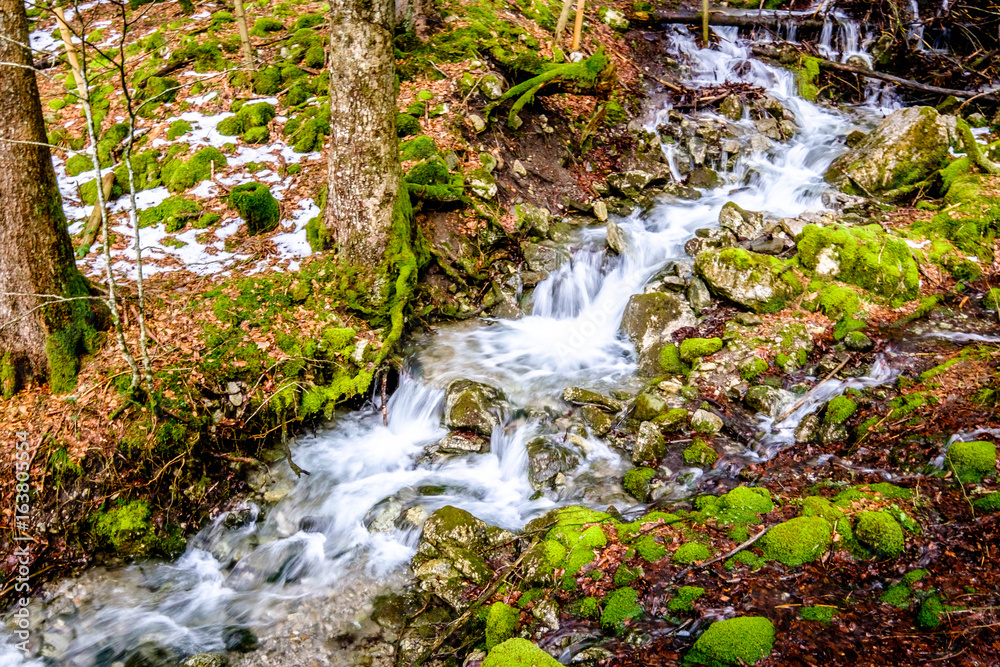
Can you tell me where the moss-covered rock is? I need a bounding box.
[619,292,697,375]
[759,516,832,566]
[600,587,643,634]
[973,491,1000,512]
[720,486,774,514]
[668,586,705,612]
[683,438,718,467]
[680,337,723,362]
[695,248,803,313]
[229,182,280,235]
[797,224,919,304]
[485,602,519,650]
[397,113,422,137]
[823,396,857,424]
[685,616,775,667]
[162,147,227,192]
[624,466,656,500]
[443,379,505,436]
[633,421,666,466]
[481,638,560,667]
[673,542,712,564]
[825,106,958,199]
[947,440,997,483]
[854,511,905,558]
[660,343,691,375]
[400,135,438,161]
[137,195,200,231]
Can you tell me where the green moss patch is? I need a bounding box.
[481,638,560,667]
[230,182,281,235]
[624,466,655,500]
[800,606,836,623]
[673,542,712,564]
[854,511,905,558]
[683,439,718,467]
[680,337,723,362]
[685,616,775,667]
[162,147,227,192]
[600,587,643,634]
[759,516,832,567]
[947,440,997,483]
[668,586,705,613]
[485,602,519,650]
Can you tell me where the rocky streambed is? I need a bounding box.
[6,18,1000,667]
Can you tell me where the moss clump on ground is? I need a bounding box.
[230,182,281,235]
[685,616,775,667]
[249,16,284,37]
[720,487,774,515]
[683,438,718,467]
[572,596,599,619]
[668,586,705,612]
[218,102,277,142]
[613,563,642,586]
[674,542,712,564]
[800,606,836,623]
[634,535,668,562]
[400,135,438,161]
[397,113,422,137]
[162,147,227,192]
[660,343,691,375]
[137,195,200,231]
[481,638,560,667]
[973,491,1000,512]
[854,511,905,558]
[824,396,857,424]
[759,516,832,567]
[485,602,519,650]
[680,337,723,362]
[739,356,768,381]
[724,550,765,570]
[880,569,928,606]
[623,466,656,500]
[797,224,919,305]
[917,594,947,629]
[947,440,997,483]
[166,119,192,140]
[600,587,643,634]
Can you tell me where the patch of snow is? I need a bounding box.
[187,91,218,106]
[190,180,219,198]
[272,198,318,261]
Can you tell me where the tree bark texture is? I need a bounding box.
[0,0,95,394]
[324,0,401,268]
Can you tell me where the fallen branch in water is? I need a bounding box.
[751,44,1000,102]
[774,356,851,424]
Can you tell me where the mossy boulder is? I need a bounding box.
[685,616,775,667]
[443,379,505,436]
[633,421,666,466]
[481,639,560,667]
[854,511,905,558]
[695,248,802,313]
[400,135,437,161]
[624,466,656,500]
[485,602,519,650]
[718,201,767,240]
[823,395,857,424]
[825,106,958,199]
[229,182,280,235]
[668,586,705,612]
[679,337,723,362]
[249,16,284,37]
[162,147,227,192]
[420,506,489,553]
[947,440,997,483]
[720,486,774,514]
[759,516,832,566]
[797,224,919,304]
[396,113,421,137]
[217,102,276,142]
[673,542,712,564]
[619,292,697,375]
[683,438,718,467]
[600,587,643,634]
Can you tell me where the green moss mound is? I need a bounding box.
[400,135,438,161]
[759,516,832,567]
[797,224,919,305]
[680,337,723,362]
[166,119,192,140]
[481,638,560,667]
[973,491,1000,512]
[800,606,836,623]
[683,438,718,467]
[674,542,712,564]
[623,466,655,500]
[485,602,519,650]
[230,182,281,235]
[162,147,227,192]
[250,16,284,37]
[947,440,997,483]
[720,487,774,514]
[685,616,775,667]
[854,511,905,558]
[218,102,276,141]
[668,586,705,612]
[600,587,643,634]
[138,195,200,231]
[397,113,422,137]
[824,396,857,424]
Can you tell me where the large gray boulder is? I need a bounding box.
[443,379,505,436]
[825,106,958,199]
[619,292,697,375]
[694,248,803,314]
[633,421,666,466]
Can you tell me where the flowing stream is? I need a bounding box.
[3,22,915,667]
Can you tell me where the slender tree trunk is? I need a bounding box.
[0,0,97,395]
[233,0,254,67]
[323,0,401,268]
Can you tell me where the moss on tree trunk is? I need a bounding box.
[0,0,101,395]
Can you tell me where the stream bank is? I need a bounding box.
[3,0,1000,666]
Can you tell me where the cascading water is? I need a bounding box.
[3,23,911,666]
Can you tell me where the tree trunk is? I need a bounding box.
[323,0,401,268]
[0,0,97,395]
